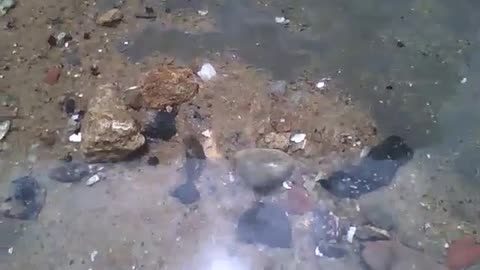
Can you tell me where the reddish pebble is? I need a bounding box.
[447,236,480,270]
[287,186,314,215]
[44,66,62,85]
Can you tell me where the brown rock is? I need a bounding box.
[262,132,290,150]
[80,83,145,162]
[96,8,123,27]
[140,66,199,109]
[44,65,62,85]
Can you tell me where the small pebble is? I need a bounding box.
[461,77,467,84]
[69,133,82,143]
[147,156,159,166]
[86,175,101,186]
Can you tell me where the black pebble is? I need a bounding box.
[147,156,159,166]
[237,202,292,248]
[47,35,57,47]
[386,85,394,90]
[396,41,405,48]
[144,111,177,140]
[64,98,75,114]
[83,32,91,40]
[90,65,100,76]
[49,163,89,183]
[171,182,200,205]
[145,6,154,14]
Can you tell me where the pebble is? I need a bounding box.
[144,111,177,140]
[49,162,89,183]
[275,17,290,24]
[233,148,295,193]
[147,156,159,166]
[86,174,101,186]
[44,66,62,85]
[290,133,306,143]
[263,132,290,151]
[171,182,200,205]
[197,63,217,81]
[69,133,82,143]
[96,8,123,26]
[269,80,287,96]
[64,98,75,114]
[197,10,208,16]
[236,202,292,248]
[0,120,11,141]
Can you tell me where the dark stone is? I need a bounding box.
[386,85,394,90]
[396,41,405,48]
[90,65,100,76]
[236,202,292,248]
[171,182,200,205]
[144,111,177,140]
[60,153,73,162]
[47,35,57,47]
[64,98,76,114]
[147,156,159,166]
[315,244,348,258]
[319,135,413,198]
[83,32,91,40]
[49,163,90,183]
[145,6,154,14]
[3,176,46,220]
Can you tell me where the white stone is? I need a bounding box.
[197,63,217,81]
[0,120,11,141]
[197,10,208,16]
[86,174,101,186]
[290,133,306,143]
[69,133,82,143]
[347,226,356,243]
[275,17,290,24]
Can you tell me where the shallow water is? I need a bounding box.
[1,0,480,269]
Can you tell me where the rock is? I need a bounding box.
[361,240,448,270]
[143,111,177,140]
[359,198,396,231]
[233,148,295,193]
[447,236,480,270]
[270,115,292,133]
[96,8,123,26]
[286,186,314,215]
[86,174,101,186]
[64,97,76,115]
[140,66,199,109]
[44,65,62,85]
[80,83,145,162]
[311,209,343,243]
[236,202,292,248]
[147,156,159,166]
[171,182,200,205]
[262,132,290,151]
[49,162,90,183]
[124,90,143,110]
[0,120,10,141]
[269,80,287,96]
[2,176,46,220]
[38,129,57,146]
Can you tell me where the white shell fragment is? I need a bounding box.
[316,81,326,89]
[8,247,13,255]
[0,120,11,141]
[90,250,98,262]
[201,129,212,138]
[275,17,290,24]
[86,174,101,186]
[461,77,467,84]
[282,181,293,189]
[347,226,357,243]
[69,133,82,143]
[197,63,217,81]
[290,133,306,143]
[198,10,208,16]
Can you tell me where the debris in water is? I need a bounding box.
[7,247,13,254]
[236,202,292,248]
[69,132,82,143]
[197,63,217,81]
[316,81,326,89]
[290,133,306,143]
[0,120,11,141]
[461,77,467,84]
[275,17,290,24]
[0,0,15,16]
[282,181,293,190]
[86,174,101,186]
[90,250,98,262]
[197,10,208,16]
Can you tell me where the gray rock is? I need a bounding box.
[80,83,145,162]
[233,148,294,193]
[269,80,287,96]
[49,163,90,183]
[96,8,123,26]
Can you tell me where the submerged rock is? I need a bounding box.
[80,84,145,162]
[144,111,177,140]
[171,182,200,205]
[236,202,292,248]
[96,8,123,26]
[140,66,199,109]
[49,162,90,183]
[2,176,46,220]
[233,148,294,193]
[319,135,413,198]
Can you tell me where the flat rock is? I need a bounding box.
[140,66,199,109]
[80,83,145,162]
[170,182,200,205]
[49,162,90,183]
[262,132,290,151]
[2,176,46,220]
[233,148,294,193]
[236,202,292,248]
[96,8,123,26]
